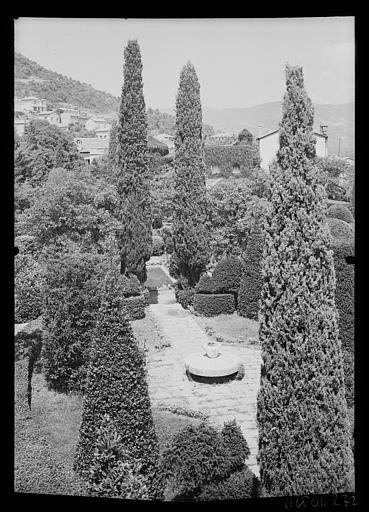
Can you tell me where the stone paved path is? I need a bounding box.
[147,288,262,476]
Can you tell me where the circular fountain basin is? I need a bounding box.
[185,351,241,378]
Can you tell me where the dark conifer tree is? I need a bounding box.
[115,40,151,283]
[257,65,354,496]
[172,62,210,287]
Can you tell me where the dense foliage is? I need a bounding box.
[74,271,162,499]
[257,64,353,496]
[206,179,269,262]
[87,414,150,499]
[197,468,257,500]
[15,167,120,254]
[193,293,235,316]
[172,62,211,287]
[175,286,196,310]
[332,239,355,408]
[115,40,152,283]
[204,144,259,178]
[42,252,103,393]
[195,273,214,294]
[14,119,84,187]
[160,420,251,500]
[327,203,354,224]
[238,228,264,320]
[15,252,45,323]
[316,156,355,202]
[124,295,146,320]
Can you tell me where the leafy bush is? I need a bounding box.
[175,287,195,309]
[160,420,250,500]
[211,256,244,293]
[197,468,257,500]
[42,252,104,393]
[194,294,235,316]
[74,271,162,499]
[120,274,142,297]
[15,253,45,323]
[87,414,149,499]
[332,239,355,408]
[327,217,354,243]
[238,229,264,320]
[195,273,214,294]
[124,294,146,320]
[152,234,165,256]
[327,203,354,224]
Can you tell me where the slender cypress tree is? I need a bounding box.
[257,65,354,496]
[172,62,210,287]
[74,270,162,499]
[115,39,151,283]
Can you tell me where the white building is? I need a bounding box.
[74,137,109,164]
[14,118,27,136]
[256,128,328,170]
[96,126,111,139]
[85,117,111,132]
[14,96,47,114]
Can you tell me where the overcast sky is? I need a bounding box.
[14,17,354,109]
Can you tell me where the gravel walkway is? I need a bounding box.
[147,288,262,476]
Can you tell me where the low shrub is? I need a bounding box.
[87,414,150,499]
[238,229,264,320]
[197,468,258,500]
[124,294,146,320]
[160,420,250,499]
[195,273,214,294]
[327,203,354,224]
[175,287,195,309]
[331,239,355,407]
[327,217,354,243]
[152,234,165,256]
[194,293,235,316]
[120,274,142,297]
[211,256,244,293]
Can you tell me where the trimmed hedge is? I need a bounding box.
[211,256,244,293]
[327,203,354,224]
[197,468,257,501]
[152,234,165,256]
[327,217,354,243]
[120,274,142,297]
[332,239,355,408]
[194,293,235,316]
[74,271,163,499]
[238,230,264,320]
[124,294,146,320]
[160,420,251,500]
[195,273,214,294]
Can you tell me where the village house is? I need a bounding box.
[96,126,111,139]
[14,118,27,136]
[74,137,109,164]
[14,96,47,114]
[37,109,62,126]
[85,117,111,132]
[256,126,328,169]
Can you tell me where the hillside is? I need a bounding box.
[14,52,120,116]
[161,102,354,158]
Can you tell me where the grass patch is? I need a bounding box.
[193,312,259,345]
[131,309,171,352]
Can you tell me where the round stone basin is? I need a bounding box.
[185,351,241,378]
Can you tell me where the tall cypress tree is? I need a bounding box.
[257,65,354,496]
[172,62,210,287]
[115,39,151,283]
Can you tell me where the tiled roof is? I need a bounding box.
[257,129,328,140]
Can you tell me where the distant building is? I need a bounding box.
[14,118,27,136]
[85,117,111,132]
[74,137,109,164]
[96,126,111,139]
[256,126,328,169]
[14,96,47,114]
[152,133,175,151]
[60,108,85,127]
[205,132,237,146]
[37,110,62,126]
